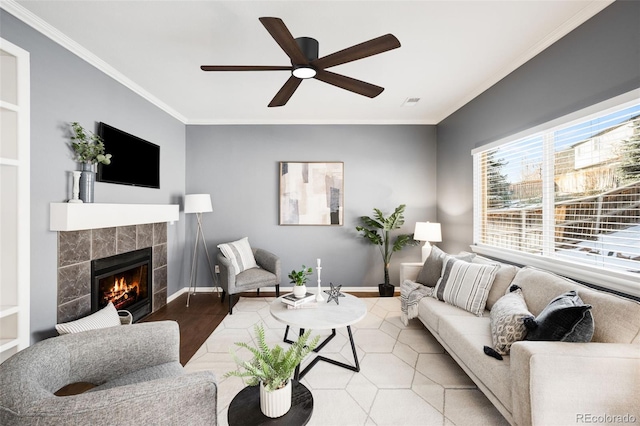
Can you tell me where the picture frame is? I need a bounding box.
[279,161,344,226]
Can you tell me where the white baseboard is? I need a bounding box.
[167,285,391,303]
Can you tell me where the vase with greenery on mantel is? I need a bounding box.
[288,265,313,298]
[355,204,418,297]
[69,122,112,203]
[225,323,320,418]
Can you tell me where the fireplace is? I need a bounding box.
[91,248,152,323]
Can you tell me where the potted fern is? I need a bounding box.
[356,204,417,297]
[225,323,320,418]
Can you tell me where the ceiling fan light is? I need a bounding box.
[292,65,316,79]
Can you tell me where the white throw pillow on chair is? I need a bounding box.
[55,302,122,335]
[218,237,258,275]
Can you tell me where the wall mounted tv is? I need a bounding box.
[97,123,160,189]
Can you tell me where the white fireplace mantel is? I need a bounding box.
[50,203,179,231]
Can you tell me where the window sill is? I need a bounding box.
[471,244,640,299]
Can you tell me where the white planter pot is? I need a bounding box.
[260,380,292,418]
[293,285,307,298]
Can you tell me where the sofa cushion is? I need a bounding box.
[472,256,519,310]
[489,287,534,355]
[416,246,475,287]
[418,296,483,334]
[434,257,499,316]
[524,291,594,342]
[438,315,513,410]
[218,237,258,274]
[512,266,640,343]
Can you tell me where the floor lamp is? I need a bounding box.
[185,194,218,307]
[414,222,442,262]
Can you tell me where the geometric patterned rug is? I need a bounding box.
[185,296,508,426]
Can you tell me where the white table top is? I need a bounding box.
[270,293,367,330]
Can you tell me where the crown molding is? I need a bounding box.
[1,0,188,124]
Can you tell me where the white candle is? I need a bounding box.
[317,258,321,268]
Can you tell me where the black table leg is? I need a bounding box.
[285,325,360,380]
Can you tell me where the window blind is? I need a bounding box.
[474,101,640,281]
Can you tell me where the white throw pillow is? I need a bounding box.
[218,237,258,275]
[433,257,499,316]
[55,302,122,335]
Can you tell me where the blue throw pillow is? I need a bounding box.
[523,291,594,342]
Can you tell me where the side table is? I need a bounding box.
[227,381,313,426]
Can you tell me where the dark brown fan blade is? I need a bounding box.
[268,76,303,107]
[259,17,309,65]
[314,69,384,98]
[200,65,292,71]
[311,34,400,70]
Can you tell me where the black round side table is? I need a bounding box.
[227,381,313,426]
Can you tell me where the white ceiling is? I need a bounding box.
[7,0,612,124]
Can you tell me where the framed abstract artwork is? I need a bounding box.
[279,162,344,225]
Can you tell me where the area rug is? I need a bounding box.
[185,296,508,426]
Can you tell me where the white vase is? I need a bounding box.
[260,380,292,418]
[293,285,307,298]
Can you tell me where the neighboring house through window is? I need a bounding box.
[472,90,640,297]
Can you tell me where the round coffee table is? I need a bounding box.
[270,292,367,379]
[227,381,313,426]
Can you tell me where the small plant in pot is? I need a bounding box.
[356,204,418,297]
[225,323,320,418]
[288,265,313,298]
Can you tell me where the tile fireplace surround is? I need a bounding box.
[57,223,168,323]
[51,203,179,323]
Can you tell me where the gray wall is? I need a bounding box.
[436,0,640,253]
[185,125,437,290]
[0,11,187,342]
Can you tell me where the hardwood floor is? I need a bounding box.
[142,290,383,366]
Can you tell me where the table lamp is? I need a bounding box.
[414,222,442,262]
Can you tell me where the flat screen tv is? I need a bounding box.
[97,123,160,189]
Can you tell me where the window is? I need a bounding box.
[473,93,640,296]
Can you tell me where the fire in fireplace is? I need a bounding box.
[91,248,152,323]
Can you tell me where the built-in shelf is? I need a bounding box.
[50,203,180,231]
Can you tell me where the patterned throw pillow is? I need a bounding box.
[488,287,534,356]
[433,257,499,316]
[55,302,121,335]
[524,291,594,342]
[416,246,475,287]
[218,237,258,275]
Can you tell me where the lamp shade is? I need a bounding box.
[414,222,442,242]
[184,194,212,214]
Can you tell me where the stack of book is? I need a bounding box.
[281,292,317,309]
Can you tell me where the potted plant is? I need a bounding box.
[225,323,320,418]
[288,265,313,298]
[70,122,112,167]
[356,204,417,297]
[69,122,112,203]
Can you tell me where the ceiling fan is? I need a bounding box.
[201,17,401,107]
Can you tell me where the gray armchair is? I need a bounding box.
[217,247,280,314]
[0,321,217,426]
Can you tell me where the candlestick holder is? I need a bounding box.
[68,171,83,203]
[315,266,325,302]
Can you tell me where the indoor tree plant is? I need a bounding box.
[356,204,417,297]
[288,265,313,298]
[225,323,320,418]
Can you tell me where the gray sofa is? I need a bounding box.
[401,258,640,426]
[0,321,218,425]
